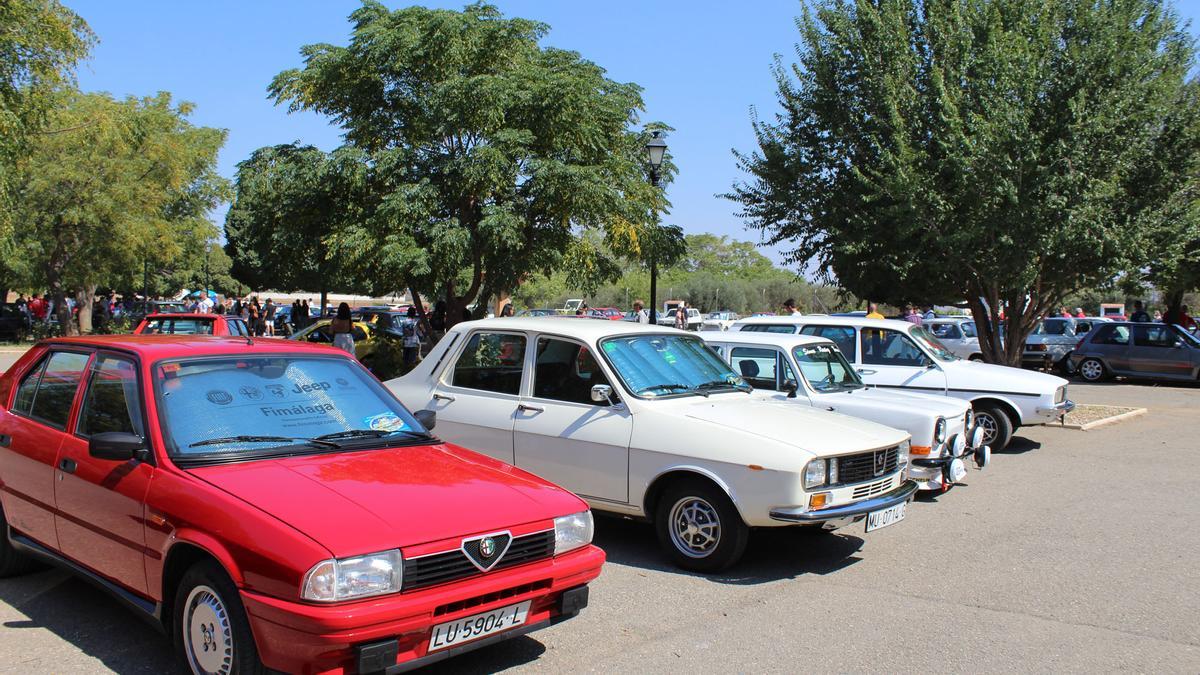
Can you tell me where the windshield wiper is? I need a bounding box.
[314,428,432,442]
[188,435,340,449]
[692,380,747,397]
[636,383,692,395]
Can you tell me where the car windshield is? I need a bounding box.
[792,344,863,392]
[908,325,958,362]
[960,321,977,338]
[1033,319,1072,336]
[1176,327,1200,347]
[598,334,751,397]
[154,355,426,463]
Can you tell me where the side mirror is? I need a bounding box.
[590,384,616,405]
[923,359,937,369]
[413,409,436,431]
[89,432,146,462]
[783,381,799,398]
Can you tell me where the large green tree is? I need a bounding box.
[14,91,228,333]
[266,1,674,325]
[728,0,1194,364]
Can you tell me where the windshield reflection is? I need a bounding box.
[599,334,751,398]
[792,344,863,393]
[909,326,958,362]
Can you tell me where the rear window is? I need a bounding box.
[740,324,797,334]
[142,318,214,335]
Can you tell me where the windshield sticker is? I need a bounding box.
[365,412,408,433]
[206,390,232,405]
[239,386,263,401]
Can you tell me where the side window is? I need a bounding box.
[800,326,857,360]
[78,356,144,437]
[730,347,780,390]
[740,324,797,334]
[862,328,927,366]
[1133,325,1176,348]
[12,357,48,414]
[532,337,613,405]
[29,351,90,429]
[1092,325,1130,345]
[142,318,165,334]
[450,332,526,395]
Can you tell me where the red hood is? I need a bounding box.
[187,443,585,557]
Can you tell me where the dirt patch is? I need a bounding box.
[1053,404,1146,430]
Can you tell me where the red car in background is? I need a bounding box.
[0,336,602,673]
[134,313,251,337]
[587,307,624,321]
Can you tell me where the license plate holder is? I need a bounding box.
[428,600,531,653]
[865,502,906,532]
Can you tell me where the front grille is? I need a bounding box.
[433,579,552,617]
[404,530,555,592]
[835,447,899,486]
[852,476,895,499]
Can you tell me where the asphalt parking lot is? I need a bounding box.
[0,345,1196,672]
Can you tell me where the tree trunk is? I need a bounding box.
[47,273,77,336]
[319,288,328,318]
[75,284,98,333]
[1163,288,1185,323]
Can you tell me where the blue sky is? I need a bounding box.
[68,1,1200,269]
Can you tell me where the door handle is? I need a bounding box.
[0,434,9,447]
[517,403,544,413]
[433,393,456,403]
[857,369,877,375]
[58,458,76,474]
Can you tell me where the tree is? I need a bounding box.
[14,91,227,333]
[728,0,1194,364]
[267,1,673,326]
[225,144,373,310]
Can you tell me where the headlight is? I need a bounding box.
[302,549,402,602]
[554,510,594,555]
[934,417,947,444]
[965,410,973,431]
[897,439,911,472]
[803,458,827,489]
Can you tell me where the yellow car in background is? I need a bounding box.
[288,319,382,367]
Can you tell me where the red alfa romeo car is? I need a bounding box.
[0,335,603,674]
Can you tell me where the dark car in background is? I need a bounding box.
[1070,322,1200,382]
[0,304,31,341]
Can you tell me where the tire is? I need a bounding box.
[0,505,39,578]
[972,403,1014,451]
[1077,358,1107,382]
[173,560,265,675]
[654,478,749,572]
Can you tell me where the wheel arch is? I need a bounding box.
[159,534,242,634]
[642,466,739,523]
[969,397,1021,428]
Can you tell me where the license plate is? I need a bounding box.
[865,502,906,532]
[428,600,531,653]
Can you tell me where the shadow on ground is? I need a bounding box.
[997,436,1042,455]
[0,567,171,674]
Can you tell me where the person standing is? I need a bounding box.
[865,302,884,319]
[781,298,801,316]
[247,303,261,337]
[632,300,650,324]
[299,300,311,329]
[674,301,688,330]
[331,302,355,355]
[402,306,422,367]
[263,298,276,336]
[1074,307,1086,318]
[903,304,924,325]
[1129,300,1151,323]
[923,306,936,321]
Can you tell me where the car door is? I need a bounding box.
[1129,324,1192,378]
[0,349,90,549]
[54,352,154,594]
[1087,324,1132,372]
[426,330,526,464]
[513,336,631,503]
[857,326,948,393]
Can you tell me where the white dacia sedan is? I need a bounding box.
[387,318,916,572]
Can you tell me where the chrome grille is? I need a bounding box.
[852,475,896,499]
[834,447,899,486]
[403,530,555,592]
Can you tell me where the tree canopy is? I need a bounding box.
[264,1,676,323]
[728,0,1195,364]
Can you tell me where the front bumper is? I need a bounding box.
[1036,398,1075,418]
[768,480,918,524]
[240,544,605,674]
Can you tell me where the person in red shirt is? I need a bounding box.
[28,293,46,321]
[1074,307,1086,318]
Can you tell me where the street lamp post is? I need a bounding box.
[644,131,667,325]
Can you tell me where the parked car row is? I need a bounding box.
[0,313,1077,673]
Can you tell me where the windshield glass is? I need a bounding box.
[1176,326,1200,347]
[154,356,425,462]
[1033,319,1072,336]
[792,344,863,392]
[909,326,958,362]
[598,334,750,397]
[960,321,977,338]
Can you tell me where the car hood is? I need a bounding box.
[826,387,970,418]
[187,444,584,557]
[943,359,1067,392]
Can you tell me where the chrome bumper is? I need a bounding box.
[1037,399,1075,416]
[768,480,918,523]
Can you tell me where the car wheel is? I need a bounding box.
[655,478,749,572]
[972,403,1014,451]
[0,505,38,578]
[1077,358,1107,382]
[174,560,264,675]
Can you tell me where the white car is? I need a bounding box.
[702,331,988,492]
[699,311,740,332]
[658,307,702,330]
[387,318,916,571]
[925,317,983,361]
[730,316,1074,450]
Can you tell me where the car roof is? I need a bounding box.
[141,313,225,320]
[700,331,831,348]
[733,315,919,331]
[454,316,691,339]
[926,317,973,323]
[39,335,347,360]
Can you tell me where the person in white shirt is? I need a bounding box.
[632,300,650,324]
[781,298,802,316]
[197,295,214,313]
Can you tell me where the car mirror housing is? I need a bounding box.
[590,384,615,404]
[783,381,799,398]
[89,432,146,462]
[413,409,437,431]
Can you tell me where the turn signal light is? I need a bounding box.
[809,492,831,510]
[910,445,932,456]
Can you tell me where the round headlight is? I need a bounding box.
[934,417,947,444]
[803,458,827,489]
[965,410,974,431]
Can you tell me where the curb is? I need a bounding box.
[1055,407,1147,431]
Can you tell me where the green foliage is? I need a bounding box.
[266,2,674,323]
[729,0,1195,364]
[13,90,228,333]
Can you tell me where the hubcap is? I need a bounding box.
[183,585,234,675]
[1081,360,1102,380]
[975,413,998,445]
[668,497,721,558]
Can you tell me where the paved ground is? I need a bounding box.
[0,354,1196,673]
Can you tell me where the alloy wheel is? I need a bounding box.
[975,413,998,445]
[183,585,234,675]
[668,496,722,559]
[1079,359,1104,381]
